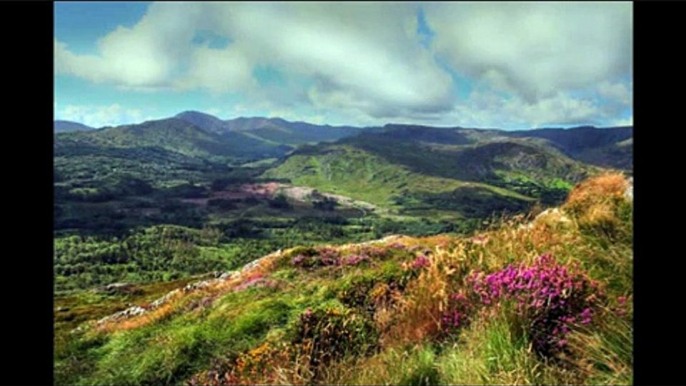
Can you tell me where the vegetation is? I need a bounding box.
[55,173,633,385]
[54,114,632,385]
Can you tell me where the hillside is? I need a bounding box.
[506,126,633,170]
[54,120,96,133]
[263,144,536,220]
[375,124,633,171]
[55,173,633,386]
[264,124,601,217]
[175,111,364,146]
[55,118,292,161]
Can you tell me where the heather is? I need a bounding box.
[55,173,632,385]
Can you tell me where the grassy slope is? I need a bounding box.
[264,145,533,210]
[55,173,633,386]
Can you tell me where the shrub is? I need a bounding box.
[398,347,441,386]
[291,247,341,269]
[467,254,604,358]
[288,306,379,379]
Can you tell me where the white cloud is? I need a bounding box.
[175,44,256,94]
[55,2,454,119]
[424,2,632,102]
[612,116,633,127]
[55,2,203,89]
[598,81,632,106]
[423,90,616,129]
[56,104,159,128]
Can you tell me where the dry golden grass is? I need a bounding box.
[566,173,628,212]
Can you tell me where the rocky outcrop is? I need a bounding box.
[94,282,140,295]
[624,177,633,201]
[90,252,281,329]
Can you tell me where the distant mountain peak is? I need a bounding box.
[175,110,221,119]
[54,120,95,133]
[175,111,227,132]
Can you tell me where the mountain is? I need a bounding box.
[175,111,365,146]
[374,124,633,171]
[265,124,600,216]
[55,117,292,161]
[174,111,228,132]
[223,117,363,145]
[506,126,633,170]
[54,120,95,133]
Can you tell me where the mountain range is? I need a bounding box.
[54,111,632,228]
[55,110,633,169]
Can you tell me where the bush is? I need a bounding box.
[268,194,292,210]
[465,254,604,358]
[288,306,379,379]
[398,348,441,386]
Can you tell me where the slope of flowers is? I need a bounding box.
[56,172,632,386]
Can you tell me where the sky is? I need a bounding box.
[54,2,633,129]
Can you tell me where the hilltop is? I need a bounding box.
[175,111,364,146]
[54,120,96,133]
[55,173,633,385]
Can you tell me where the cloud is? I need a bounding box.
[175,44,256,94]
[56,104,159,128]
[55,2,454,119]
[55,2,633,127]
[55,2,203,89]
[597,81,632,106]
[419,89,619,129]
[424,2,632,103]
[612,116,633,127]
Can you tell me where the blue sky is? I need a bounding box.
[55,2,633,129]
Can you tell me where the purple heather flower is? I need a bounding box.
[411,255,431,269]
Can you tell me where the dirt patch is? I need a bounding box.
[281,185,379,214]
[181,183,285,206]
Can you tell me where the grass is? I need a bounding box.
[55,172,632,385]
[264,145,534,212]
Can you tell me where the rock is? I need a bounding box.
[99,282,138,294]
[624,177,633,201]
[57,306,70,312]
[535,208,571,224]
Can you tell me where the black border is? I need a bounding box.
[4,2,686,385]
[633,2,685,386]
[3,2,54,386]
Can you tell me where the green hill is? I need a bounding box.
[56,118,292,161]
[175,111,365,146]
[264,125,600,217]
[263,144,535,219]
[506,126,633,170]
